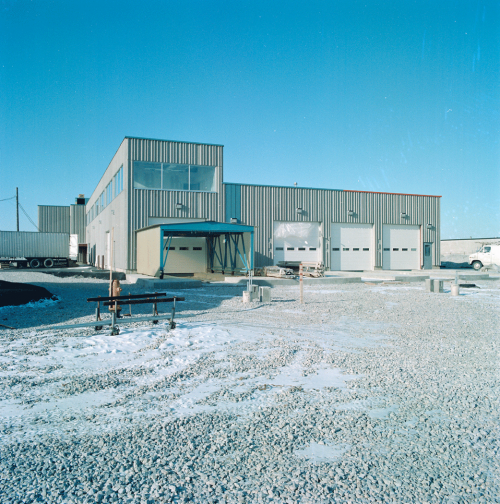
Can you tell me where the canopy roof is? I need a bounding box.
[138,221,254,237]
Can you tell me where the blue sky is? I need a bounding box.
[1,0,498,239]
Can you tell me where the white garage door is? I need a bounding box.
[163,237,207,274]
[273,222,322,265]
[331,223,374,271]
[382,225,420,270]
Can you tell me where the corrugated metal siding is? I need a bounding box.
[128,138,223,270]
[224,184,241,222]
[38,206,70,233]
[233,184,441,269]
[70,205,86,243]
[0,231,69,258]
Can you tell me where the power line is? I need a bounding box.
[18,203,39,231]
[0,196,16,202]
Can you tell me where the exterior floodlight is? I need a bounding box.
[175,203,183,210]
[348,209,355,216]
[230,218,238,224]
[427,223,433,229]
[296,207,303,213]
[401,212,407,218]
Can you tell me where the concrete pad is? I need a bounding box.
[392,275,430,282]
[135,278,203,290]
[224,276,362,287]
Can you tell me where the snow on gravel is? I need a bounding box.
[0,271,499,504]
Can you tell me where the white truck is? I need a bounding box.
[0,231,78,268]
[468,244,500,270]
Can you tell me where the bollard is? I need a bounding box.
[242,291,252,303]
[451,284,459,296]
[433,279,444,293]
[425,279,433,292]
[259,286,271,302]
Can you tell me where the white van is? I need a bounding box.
[469,244,500,270]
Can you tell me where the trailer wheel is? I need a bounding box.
[30,258,41,269]
[44,258,54,268]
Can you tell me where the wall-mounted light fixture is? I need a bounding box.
[230,217,238,224]
[348,209,355,217]
[296,207,303,213]
[400,212,407,218]
[175,203,183,210]
[426,223,433,229]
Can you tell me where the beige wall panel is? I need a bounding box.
[137,227,161,277]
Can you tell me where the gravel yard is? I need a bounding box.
[0,272,498,504]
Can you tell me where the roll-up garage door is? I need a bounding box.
[163,237,207,274]
[273,222,322,265]
[382,225,420,270]
[331,223,374,271]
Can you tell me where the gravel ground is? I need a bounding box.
[0,271,499,504]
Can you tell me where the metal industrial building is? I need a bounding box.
[84,137,441,275]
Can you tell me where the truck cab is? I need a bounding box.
[469,244,500,270]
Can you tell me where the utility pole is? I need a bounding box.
[16,187,19,232]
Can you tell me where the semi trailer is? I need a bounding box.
[0,231,78,268]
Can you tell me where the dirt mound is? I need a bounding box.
[0,280,57,308]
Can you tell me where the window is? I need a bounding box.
[402,248,408,251]
[287,247,294,250]
[309,247,316,251]
[393,248,399,251]
[193,247,202,251]
[411,248,417,251]
[343,248,349,251]
[276,247,284,251]
[99,192,105,211]
[484,246,491,253]
[353,248,359,251]
[133,161,216,192]
[180,247,189,251]
[298,247,306,251]
[114,166,123,197]
[332,247,340,251]
[134,162,162,189]
[106,182,112,206]
[383,248,390,251]
[363,248,369,251]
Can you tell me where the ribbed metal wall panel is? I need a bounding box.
[69,205,86,243]
[128,138,223,270]
[0,231,69,259]
[38,206,70,233]
[231,184,440,269]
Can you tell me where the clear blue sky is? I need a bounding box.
[1,0,498,239]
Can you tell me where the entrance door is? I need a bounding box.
[423,242,433,269]
[105,232,110,269]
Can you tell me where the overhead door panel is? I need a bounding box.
[163,237,207,274]
[382,225,420,270]
[273,222,322,264]
[331,223,373,271]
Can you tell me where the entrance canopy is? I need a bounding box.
[158,221,254,276]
